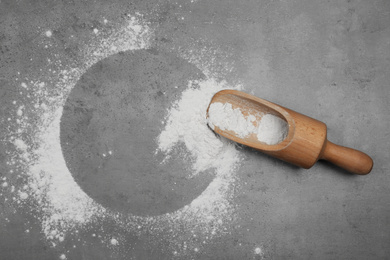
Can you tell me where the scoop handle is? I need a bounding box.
[320,140,373,175]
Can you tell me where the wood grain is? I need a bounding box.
[207,90,373,175]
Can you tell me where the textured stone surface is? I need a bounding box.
[1,0,390,259]
[60,50,211,216]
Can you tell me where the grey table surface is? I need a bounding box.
[1,0,389,259]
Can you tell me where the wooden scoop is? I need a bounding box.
[206,90,373,175]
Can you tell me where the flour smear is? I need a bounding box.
[2,12,245,258]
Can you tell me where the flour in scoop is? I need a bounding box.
[257,113,288,145]
[207,102,257,138]
[207,102,288,145]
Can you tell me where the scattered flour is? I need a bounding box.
[17,106,24,116]
[157,79,242,174]
[14,139,28,151]
[110,238,119,246]
[19,192,28,200]
[4,11,246,259]
[6,13,150,246]
[254,246,263,255]
[208,102,288,145]
[148,78,243,253]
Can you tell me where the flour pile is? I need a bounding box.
[208,102,288,145]
[207,102,258,138]
[157,79,241,174]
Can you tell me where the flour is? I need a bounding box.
[157,79,241,174]
[17,106,24,116]
[257,114,288,145]
[19,191,28,200]
[110,238,119,246]
[254,246,264,257]
[14,139,28,151]
[45,30,52,38]
[5,12,149,252]
[207,102,257,138]
[3,12,247,259]
[152,78,242,253]
[208,102,288,145]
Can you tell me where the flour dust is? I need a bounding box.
[1,11,245,259]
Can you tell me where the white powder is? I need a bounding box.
[14,139,28,151]
[110,238,119,246]
[19,191,28,200]
[157,79,241,174]
[208,102,288,145]
[5,12,245,259]
[254,247,263,255]
[257,114,288,145]
[17,106,24,116]
[6,13,150,244]
[152,78,243,251]
[207,102,257,138]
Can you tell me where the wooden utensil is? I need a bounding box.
[206,89,373,175]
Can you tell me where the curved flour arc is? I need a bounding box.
[59,49,217,216]
[14,14,242,256]
[27,15,154,238]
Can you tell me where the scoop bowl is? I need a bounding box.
[207,90,373,175]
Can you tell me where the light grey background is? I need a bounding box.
[1,0,389,259]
